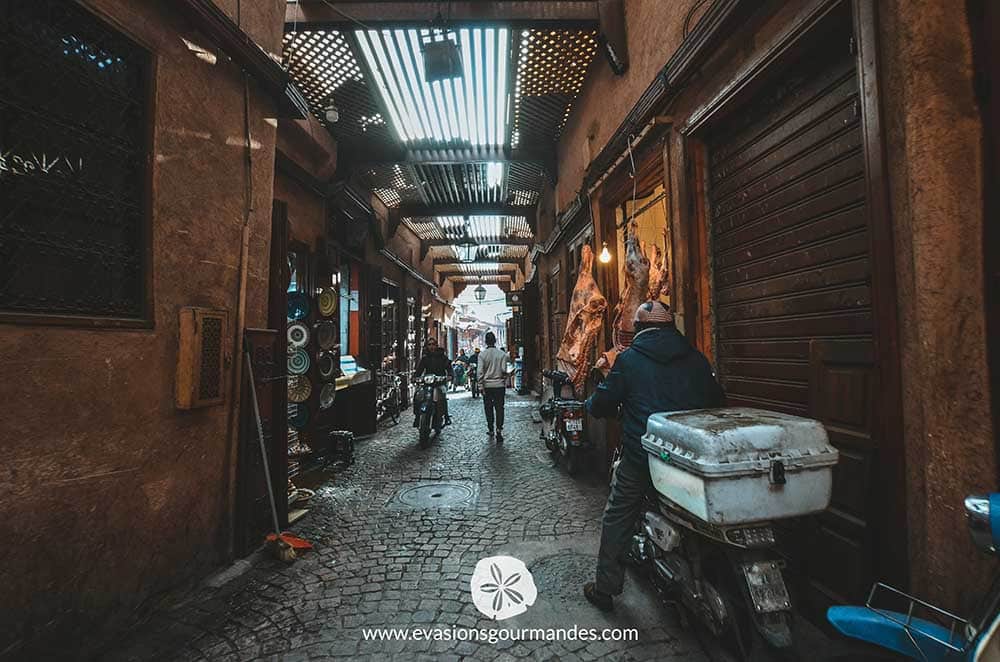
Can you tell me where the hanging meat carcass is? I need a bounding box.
[594,222,651,378]
[556,244,608,394]
[646,225,670,300]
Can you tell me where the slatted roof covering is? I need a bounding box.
[355,28,511,148]
[280,14,602,289]
[449,274,515,284]
[402,215,530,243]
[440,262,519,274]
[282,30,392,142]
[512,29,597,146]
[413,162,506,204]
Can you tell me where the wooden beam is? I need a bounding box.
[400,204,535,218]
[286,2,599,27]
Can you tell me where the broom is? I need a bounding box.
[244,348,313,561]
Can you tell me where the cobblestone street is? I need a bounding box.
[107,390,708,661]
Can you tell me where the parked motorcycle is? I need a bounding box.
[467,363,479,398]
[413,374,449,448]
[827,493,1000,661]
[539,369,588,476]
[630,407,839,660]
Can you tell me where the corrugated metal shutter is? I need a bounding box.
[708,47,868,415]
[707,38,882,612]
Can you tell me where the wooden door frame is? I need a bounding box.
[675,0,908,587]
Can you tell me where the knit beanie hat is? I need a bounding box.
[634,300,674,325]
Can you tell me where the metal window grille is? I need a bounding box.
[0,0,151,321]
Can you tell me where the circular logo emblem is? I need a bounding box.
[470,555,538,620]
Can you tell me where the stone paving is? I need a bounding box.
[106,389,711,661]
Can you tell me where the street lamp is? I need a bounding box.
[458,215,477,263]
[458,239,477,263]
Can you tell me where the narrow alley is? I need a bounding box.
[2,1,998,660]
[107,391,707,662]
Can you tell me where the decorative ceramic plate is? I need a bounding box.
[318,288,337,317]
[288,348,311,375]
[287,322,310,348]
[288,375,312,403]
[318,352,339,381]
[287,292,310,321]
[289,404,310,429]
[315,321,337,350]
[319,382,337,409]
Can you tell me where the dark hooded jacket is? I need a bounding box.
[415,347,454,379]
[586,325,725,463]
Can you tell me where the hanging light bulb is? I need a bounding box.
[599,242,612,264]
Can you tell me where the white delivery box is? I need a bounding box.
[640,408,839,525]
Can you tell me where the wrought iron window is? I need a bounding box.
[0,0,151,323]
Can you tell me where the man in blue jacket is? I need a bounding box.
[583,300,725,611]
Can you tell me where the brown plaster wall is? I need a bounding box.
[275,172,325,249]
[878,0,996,613]
[0,0,285,654]
[555,0,997,612]
[554,0,702,212]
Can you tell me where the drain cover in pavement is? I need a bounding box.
[529,553,598,603]
[391,481,478,509]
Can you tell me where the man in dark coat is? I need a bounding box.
[583,300,725,611]
[414,336,454,425]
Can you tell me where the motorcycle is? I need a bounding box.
[413,374,449,448]
[451,361,466,392]
[467,363,479,398]
[827,493,1000,661]
[630,407,840,660]
[538,369,587,476]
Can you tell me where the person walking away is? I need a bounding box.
[469,347,482,397]
[582,301,725,611]
[477,333,508,442]
[413,336,453,426]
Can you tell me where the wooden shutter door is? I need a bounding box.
[705,25,893,617]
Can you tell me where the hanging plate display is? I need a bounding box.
[287,292,310,321]
[318,352,339,381]
[289,404,310,430]
[315,320,338,350]
[288,348,311,375]
[288,375,313,403]
[318,288,337,317]
[287,322,310,348]
[319,382,337,409]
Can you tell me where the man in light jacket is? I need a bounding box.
[477,332,508,442]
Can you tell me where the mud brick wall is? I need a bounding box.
[0,0,285,655]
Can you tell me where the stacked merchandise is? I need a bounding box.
[286,285,342,477]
